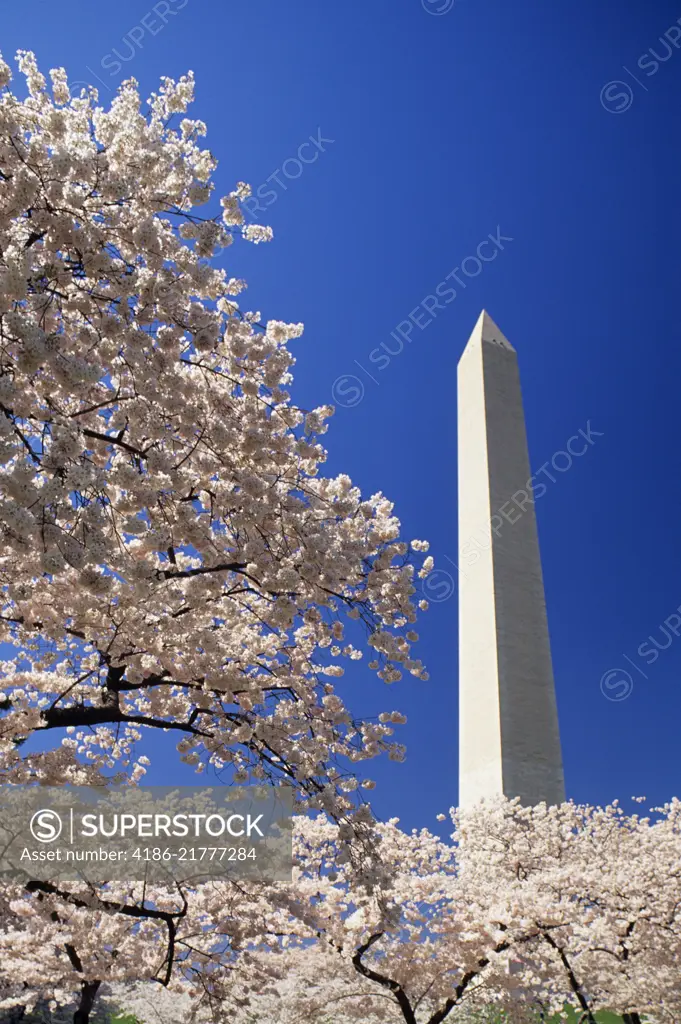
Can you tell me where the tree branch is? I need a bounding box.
[541,929,597,1024]
[352,933,417,1024]
[25,879,186,988]
[39,704,212,737]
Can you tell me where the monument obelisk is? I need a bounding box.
[457,311,565,808]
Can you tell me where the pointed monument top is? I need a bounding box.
[462,310,516,357]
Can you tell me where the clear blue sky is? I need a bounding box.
[3,0,681,832]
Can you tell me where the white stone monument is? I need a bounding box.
[457,310,565,808]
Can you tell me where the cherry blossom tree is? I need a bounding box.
[0,49,432,796]
[134,799,676,1024]
[0,49,435,1022]
[3,796,680,1021]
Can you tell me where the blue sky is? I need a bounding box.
[3,0,681,832]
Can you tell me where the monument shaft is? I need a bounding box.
[457,311,565,807]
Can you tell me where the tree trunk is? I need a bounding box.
[73,980,101,1024]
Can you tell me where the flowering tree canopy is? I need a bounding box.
[0,51,432,803]
[0,50,434,1024]
[103,799,681,1024]
[249,799,681,1024]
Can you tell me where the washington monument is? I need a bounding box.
[457,310,565,808]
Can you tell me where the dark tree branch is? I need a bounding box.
[39,703,212,737]
[63,941,101,1024]
[24,229,47,249]
[541,929,597,1024]
[352,933,418,1024]
[25,879,186,988]
[157,560,247,581]
[81,426,147,458]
